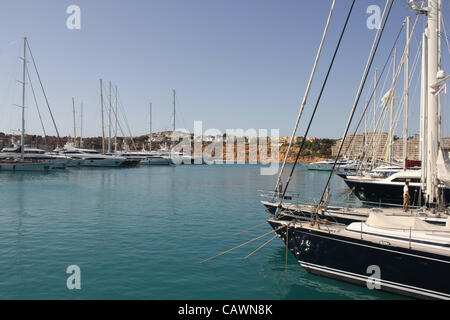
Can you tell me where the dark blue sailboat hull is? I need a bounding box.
[343,179,450,207]
[268,219,450,299]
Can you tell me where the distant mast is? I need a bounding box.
[173,89,176,133]
[114,85,118,153]
[20,37,26,159]
[171,89,176,151]
[72,97,77,145]
[80,102,83,147]
[149,102,152,151]
[100,79,105,154]
[108,81,112,154]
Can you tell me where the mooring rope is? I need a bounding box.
[200,225,287,264]
[244,235,278,260]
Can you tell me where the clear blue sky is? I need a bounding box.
[0,0,448,139]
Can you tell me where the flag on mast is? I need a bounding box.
[435,83,447,96]
[381,89,392,107]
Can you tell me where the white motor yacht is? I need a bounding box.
[56,143,127,167]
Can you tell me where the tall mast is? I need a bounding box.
[72,97,77,145]
[100,79,105,154]
[388,47,397,163]
[114,85,118,153]
[437,0,442,141]
[373,68,377,167]
[20,37,27,160]
[149,102,152,151]
[425,0,440,205]
[108,81,112,153]
[373,69,377,133]
[80,102,83,147]
[173,89,176,133]
[364,103,367,156]
[420,30,428,192]
[403,16,410,167]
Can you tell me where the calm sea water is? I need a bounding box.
[0,164,404,300]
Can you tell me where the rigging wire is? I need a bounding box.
[440,12,450,57]
[274,0,356,218]
[273,0,337,199]
[316,0,395,214]
[26,66,47,139]
[26,39,60,140]
[104,84,130,151]
[355,18,422,169]
[101,82,137,150]
[343,23,405,159]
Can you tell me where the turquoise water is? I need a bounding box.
[0,164,403,299]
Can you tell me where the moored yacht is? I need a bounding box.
[307,158,352,171]
[56,143,129,167]
[342,169,450,207]
[268,212,450,300]
[0,38,55,172]
[265,0,450,300]
[114,150,171,166]
[1,145,67,169]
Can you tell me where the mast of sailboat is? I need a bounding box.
[20,37,27,160]
[80,102,83,147]
[420,28,428,193]
[388,47,396,163]
[108,81,112,154]
[149,102,152,151]
[114,85,118,153]
[171,89,176,151]
[403,16,410,168]
[425,0,440,205]
[72,97,77,146]
[173,89,176,133]
[373,69,377,134]
[100,79,105,154]
[372,68,377,169]
[437,0,442,143]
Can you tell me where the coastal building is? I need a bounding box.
[331,132,450,161]
[331,132,389,159]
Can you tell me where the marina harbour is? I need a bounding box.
[1,0,450,303]
[0,164,404,299]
